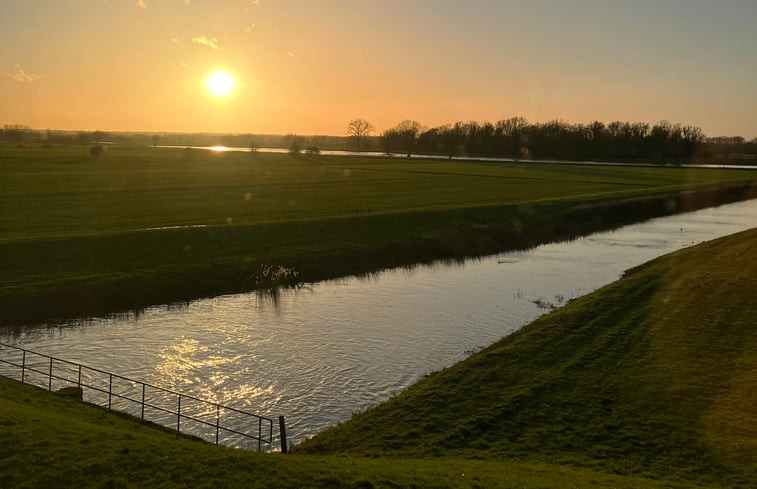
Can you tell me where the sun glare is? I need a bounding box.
[205,70,235,97]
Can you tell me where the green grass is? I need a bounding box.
[3,230,755,488]
[3,146,755,240]
[0,380,708,489]
[297,228,757,487]
[1,146,756,326]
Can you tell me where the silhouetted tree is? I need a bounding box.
[286,134,304,155]
[384,120,422,157]
[346,119,374,151]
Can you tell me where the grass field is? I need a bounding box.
[1,146,756,326]
[2,228,754,488]
[298,228,757,488]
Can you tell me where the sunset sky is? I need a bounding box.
[2,0,756,137]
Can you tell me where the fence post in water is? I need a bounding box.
[279,416,288,454]
[48,358,53,391]
[141,384,145,421]
[77,365,82,388]
[21,350,26,384]
[177,395,182,432]
[108,374,113,409]
[215,405,220,445]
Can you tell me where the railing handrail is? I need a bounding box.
[0,341,282,450]
[0,342,271,423]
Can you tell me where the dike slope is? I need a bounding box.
[297,228,757,488]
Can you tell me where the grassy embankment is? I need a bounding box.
[1,146,756,326]
[5,228,756,488]
[299,228,757,487]
[0,378,698,489]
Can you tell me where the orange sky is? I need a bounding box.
[2,0,756,137]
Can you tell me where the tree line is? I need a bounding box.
[3,121,755,164]
[374,118,756,163]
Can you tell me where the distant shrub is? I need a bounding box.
[89,143,104,158]
[253,264,300,290]
[251,264,303,303]
[287,134,305,155]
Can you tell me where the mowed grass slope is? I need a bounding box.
[0,377,704,489]
[298,228,757,487]
[2,146,756,326]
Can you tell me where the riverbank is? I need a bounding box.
[2,147,756,327]
[298,227,757,487]
[3,228,754,488]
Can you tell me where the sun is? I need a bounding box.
[205,70,235,97]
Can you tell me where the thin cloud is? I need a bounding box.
[136,0,147,9]
[287,51,295,59]
[170,37,182,44]
[192,36,220,50]
[7,64,41,83]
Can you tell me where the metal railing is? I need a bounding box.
[0,342,283,451]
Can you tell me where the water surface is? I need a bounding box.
[158,145,757,170]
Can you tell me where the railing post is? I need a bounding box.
[279,416,288,454]
[215,405,220,445]
[258,418,262,451]
[177,395,181,432]
[77,365,82,388]
[21,350,26,384]
[141,384,146,421]
[48,357,53,391]
[108,374,113,409]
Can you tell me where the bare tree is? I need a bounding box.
[347,119,374,152]
[394,120,422,157]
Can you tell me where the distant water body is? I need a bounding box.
[156,145,757,170]
[2,198,756,446]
